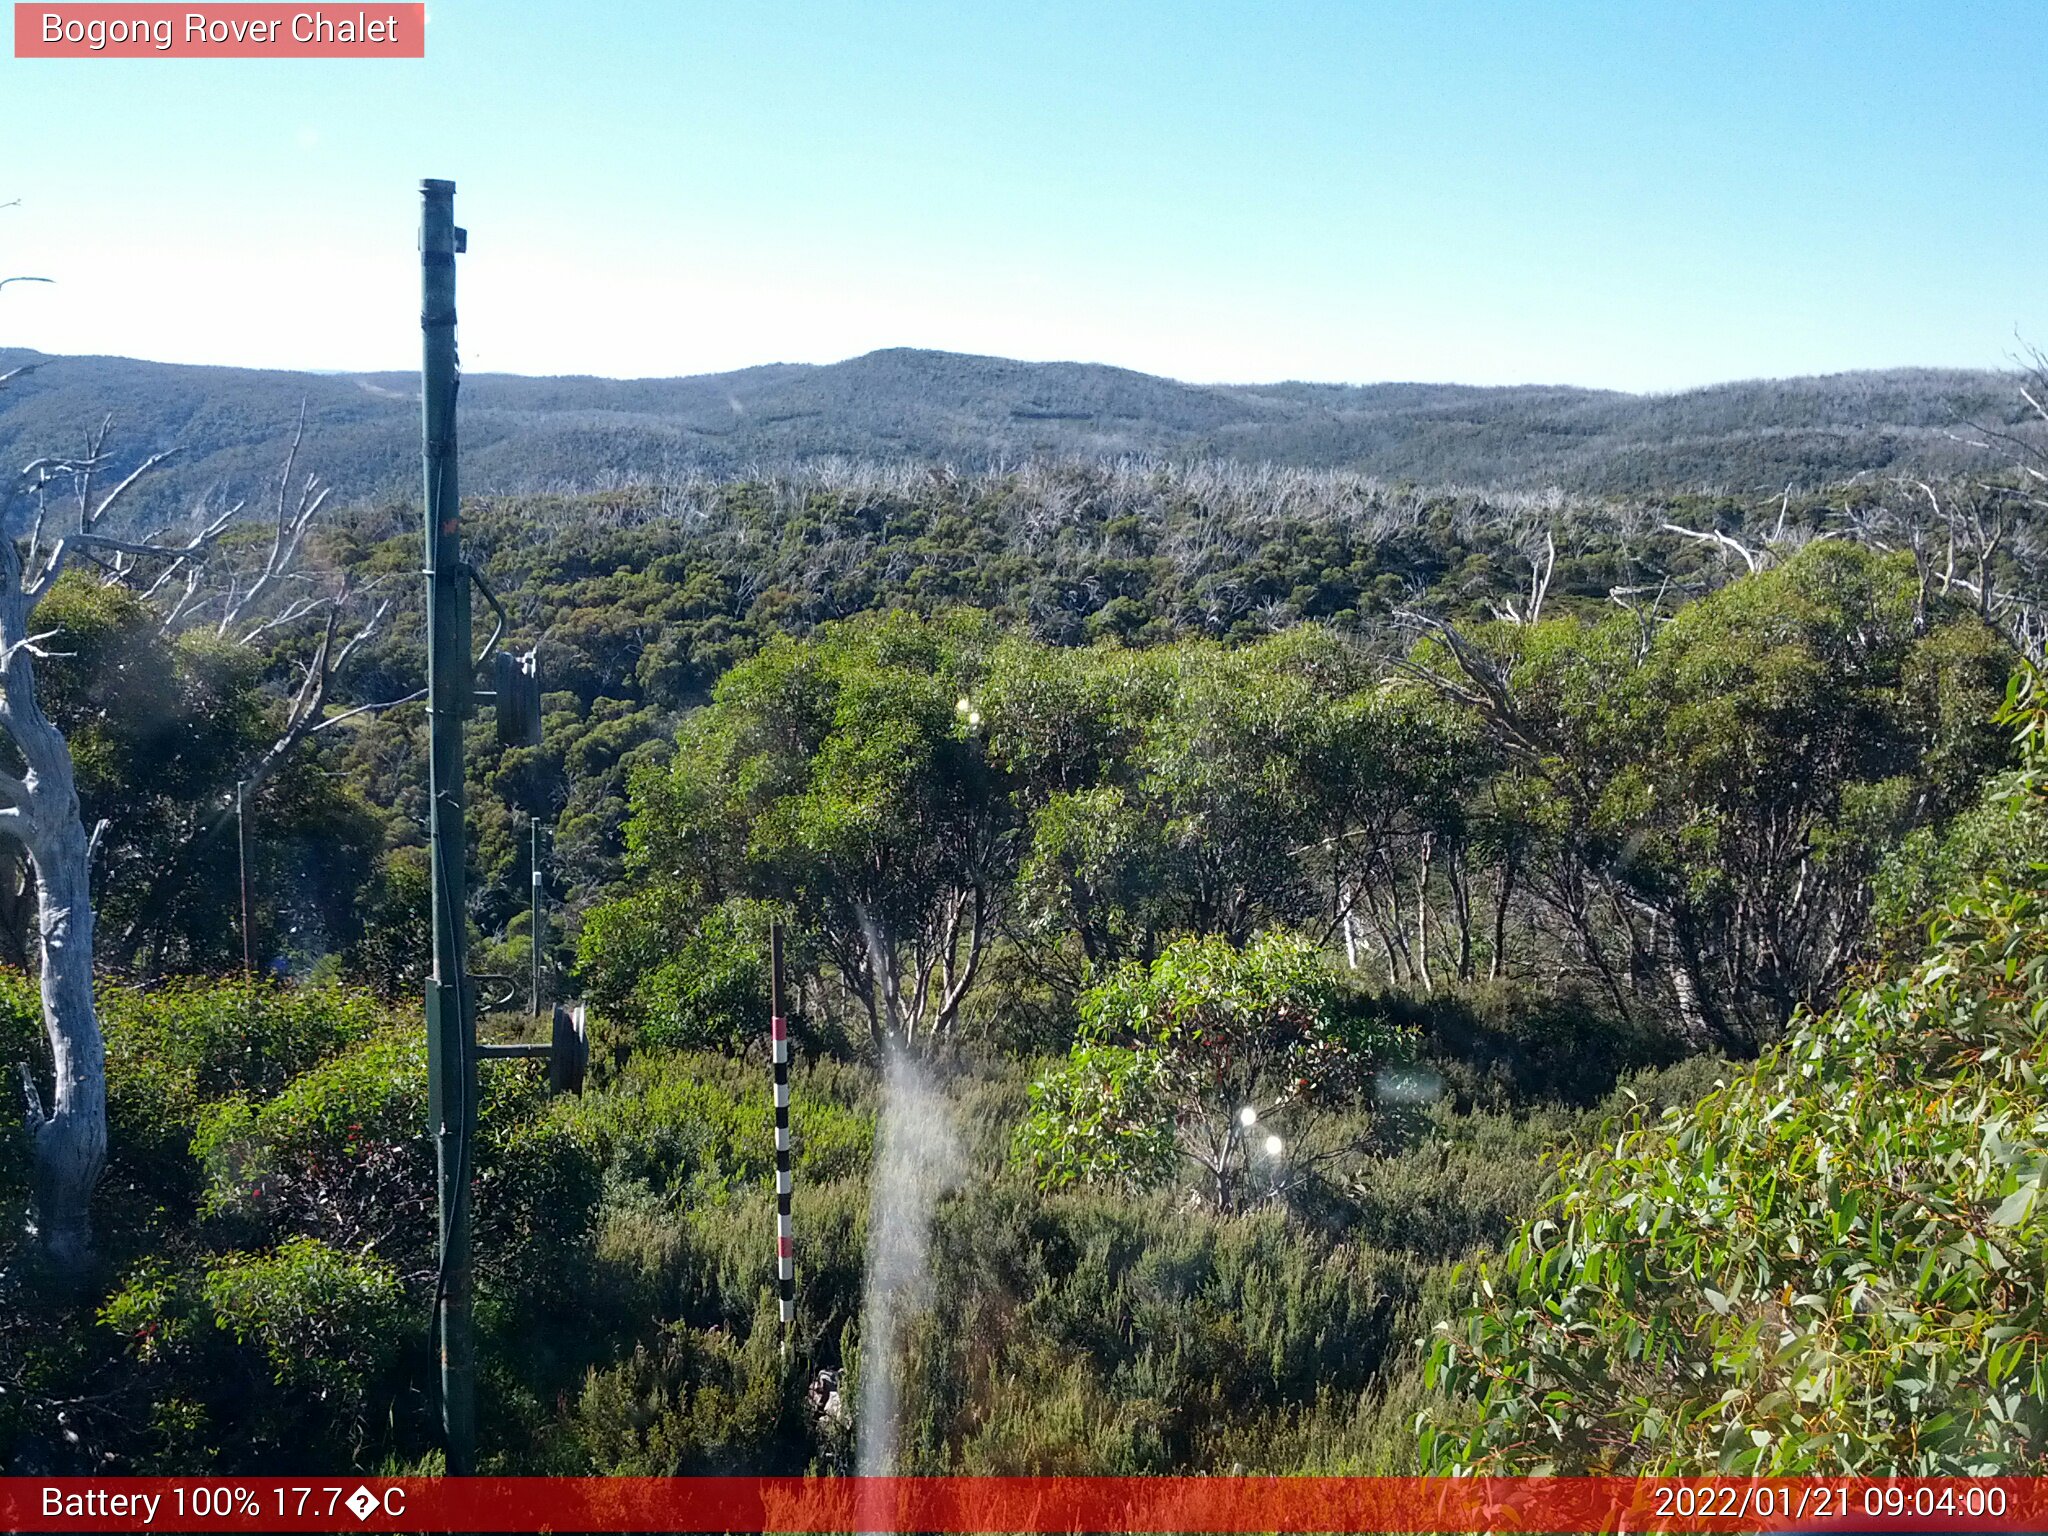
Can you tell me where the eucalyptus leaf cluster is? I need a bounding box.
[1420,673,2048,1473]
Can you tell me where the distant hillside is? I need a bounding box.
[0,346,2029,524]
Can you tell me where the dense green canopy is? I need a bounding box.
[1421,677,2048,1474]
[4,449,2040,1477]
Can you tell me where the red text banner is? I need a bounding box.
[2,1476,2046,1533]
[14,4,425,57]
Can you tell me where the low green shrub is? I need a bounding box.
[569,1294,805,1474]
[1390,978,1672,1110]
[192,1029,435,1259]
[564,1048,874,1200]
[1016,931,1408,1210]
[885,1179,1425,1473]
[102,978,385,1101]
[197,1238,407,1398]
[192,1024,599,1309]
[1420,683,2048,1474]
[99,978,385,1215]
[99,1237,409,1468]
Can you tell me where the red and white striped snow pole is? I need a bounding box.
[770,920,794,1328]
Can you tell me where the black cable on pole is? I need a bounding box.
[427,803,473,1357]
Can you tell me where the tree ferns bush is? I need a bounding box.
[1418,676,2048,1473]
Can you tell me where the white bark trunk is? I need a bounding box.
[1,429,229,1274]
[22,813,102,1271]
[1668,957,1712,1053]
[1,542,108,1273]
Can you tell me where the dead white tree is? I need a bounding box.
[1659,520,1764,574]
[108,409,415,968]
[1488,530,1556,625]
[1837,470,2048,665]
[3,439,234,1273]
[1,373,406,1265]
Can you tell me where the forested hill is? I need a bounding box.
[0,345,2024,520]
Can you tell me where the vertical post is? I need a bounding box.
[236,779,253,979]
[530,818,544,1021]
[770,921,793,1332]
[419,177,476,1477]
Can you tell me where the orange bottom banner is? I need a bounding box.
[2,1476,2044,1533]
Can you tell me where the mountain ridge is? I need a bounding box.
[0,345,2027,522]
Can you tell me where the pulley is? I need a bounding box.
[550,1003,588,1096]
[494,647,542,747]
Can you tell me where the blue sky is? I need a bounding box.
[3,1,2043,389]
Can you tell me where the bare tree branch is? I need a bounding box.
[308,686,426,735]
[1660,521,1762,574]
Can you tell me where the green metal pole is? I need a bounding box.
[531,818,543,1021]
[236,779,253,978]
[419,177,476,1476]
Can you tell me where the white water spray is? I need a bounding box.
[856,1047,961,1479]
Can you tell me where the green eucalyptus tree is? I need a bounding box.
[1405,541,2011,1048]
[1420,673,2048,1474]
[985,632,1350,977]
[610,610,1015,1052]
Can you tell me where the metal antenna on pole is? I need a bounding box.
[419,176,476,1477]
